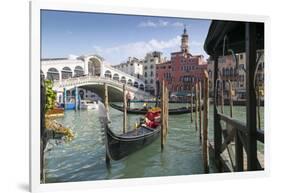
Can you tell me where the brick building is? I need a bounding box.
[207,50,264,100]
[156,27,207,100]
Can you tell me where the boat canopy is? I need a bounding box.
[204,20,264,56]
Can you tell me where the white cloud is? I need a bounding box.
[92,36,182,63]
[138,20,186,28]
[172,22,185,28]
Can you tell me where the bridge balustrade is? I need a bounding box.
[52,75,149,96]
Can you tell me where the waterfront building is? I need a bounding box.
[142,51,165,95]
[207,50,264,100]
[113,57,143,80]
[156,26,207,101]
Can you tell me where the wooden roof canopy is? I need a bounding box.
[204,20,264,56]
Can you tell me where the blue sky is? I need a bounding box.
[41,10,211,65]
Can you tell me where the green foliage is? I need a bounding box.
[45,80,57,112]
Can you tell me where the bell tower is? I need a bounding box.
[181,25,189,53]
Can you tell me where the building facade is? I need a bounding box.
[207,50,264,100]
[156,27,207,101]
[113,57,143,80]
[141,51,164,95]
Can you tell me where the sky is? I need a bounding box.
[41,10,211,65]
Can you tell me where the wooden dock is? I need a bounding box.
[209,141,264,172]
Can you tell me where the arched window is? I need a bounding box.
[47,68,59,81]
[127,79,133,86]
[222,68,225,76]
[113,73,119,81]
[230,68,233,77]
[61,67,72,79]
[88,57,101,76]
[134,82,139,88]
[139,84,144,90]
[225,68,229,76]
[74,66,84,77]
[120,76,126,84]
[104,70,112,78]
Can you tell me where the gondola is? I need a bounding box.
[98,102,160,161]
[110,103,199,115]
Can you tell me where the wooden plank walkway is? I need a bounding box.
[209,141,264,172]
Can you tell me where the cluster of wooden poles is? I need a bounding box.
[103,72,210,172]
[190,70,210,173]
[103,81,169,149]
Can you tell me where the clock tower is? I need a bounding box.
[181,25,189,54]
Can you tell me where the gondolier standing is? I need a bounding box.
[126,91,132,108]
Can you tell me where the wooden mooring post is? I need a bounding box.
[161,80,168,151]
[104,83,110,166]
[195,82,198,131]
[203,71,209,173]
[257,87,261,129]
[123,84,127,134]
[190,85,193,123]
[221,81,224,114]
[104,83,109,112]
[198,81,202,141]
[228,81,233,117]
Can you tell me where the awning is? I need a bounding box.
[171,92,192,97]
[204,20,264,56]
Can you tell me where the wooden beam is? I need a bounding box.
[190,85,193,123]
[218,113,248,134]
[228,81,233,117]
[195,83,198,131]
[203,71,209,173]
[245,22,258,170]
[235,130,244,171]
[213,55,223,172]
[199,81,202,142]
[104,83,109,112]
[123,84,127,134]
[221,81,224,114]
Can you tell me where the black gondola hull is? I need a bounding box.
[110,103,200,115]
[105,125,160,161]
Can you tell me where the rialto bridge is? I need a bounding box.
[41,54,150,102]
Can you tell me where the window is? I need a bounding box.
[150,59,154,62]
[144,72,147,77]
[144,66,148,70]
[151,71,154,76]
[240,54,243,60]
[150,65,153,69]
[150,79,153,84]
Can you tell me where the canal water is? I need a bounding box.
[44,103,264,183]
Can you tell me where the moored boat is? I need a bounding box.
[80,100,98,110]
[110,103,199,115]
[99,102,161,161]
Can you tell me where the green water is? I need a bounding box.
[44,103,264,183]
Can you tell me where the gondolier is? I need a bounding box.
[126,91,132,108]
